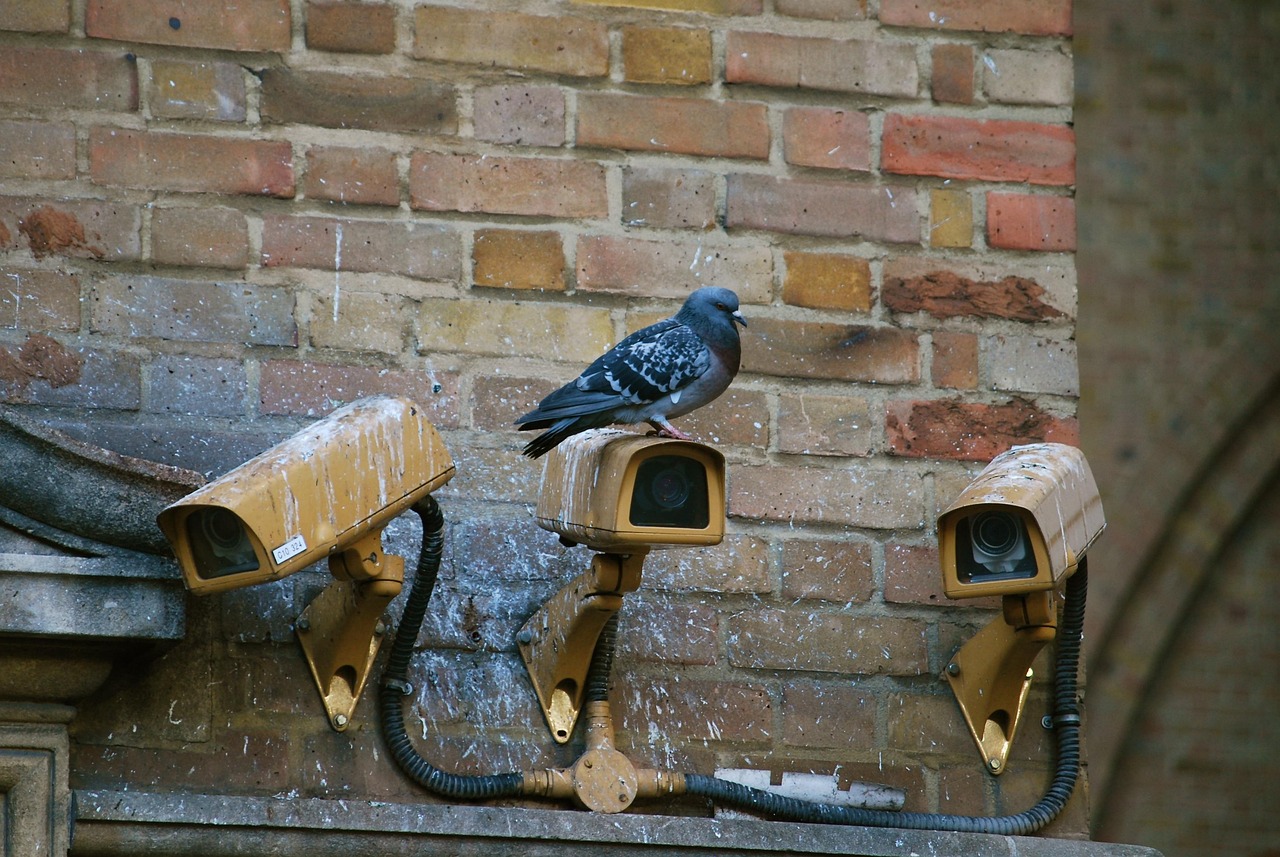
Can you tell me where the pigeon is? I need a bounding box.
[516,286,747,458]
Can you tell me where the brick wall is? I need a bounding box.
[0,0,1083,836]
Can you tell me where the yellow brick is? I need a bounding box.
[929,189,973,248]
[414,298,614,363]
[575,0,758,13]
[782,251,872,312]
[473,230,565,291]
[622,26,712,85]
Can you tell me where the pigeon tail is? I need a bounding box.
[522,418,582,459]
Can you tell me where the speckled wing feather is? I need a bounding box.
[575,320,711,407]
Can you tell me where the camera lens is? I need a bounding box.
[630,455,709,529]
[972,511,1020,556]
[188,508,260,578]
[202,508,246,550]
[957,510,1035,581]
[648,467,691,508]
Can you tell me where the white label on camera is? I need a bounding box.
[273,535,307,565]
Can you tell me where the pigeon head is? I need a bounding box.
[677,287,747,336]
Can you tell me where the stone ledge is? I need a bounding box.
[71,791,1164,857]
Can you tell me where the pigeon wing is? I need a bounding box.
[577,321,711,406]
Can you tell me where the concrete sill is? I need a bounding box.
[72,790,1164,857]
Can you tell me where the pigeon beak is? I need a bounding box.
[732,310,747,328]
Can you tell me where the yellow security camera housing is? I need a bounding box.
[534,429,726,552]
[936,442,1105,775]
[938,442,1104,600]
[156,395,454,733]
[521,429,726,744]
[157,395,454,595]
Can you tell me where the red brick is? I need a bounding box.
[410,153,606,219]
[931,43,975,104]
[885,397,1079,461]
[641,535,772,594]
[616,677,772,743]
[622,167,716,230]
[730,463,925,529]
[0,197,140,261]
[885,692,974,756]
[0,47,137,111]
[880,0,1073,37]
[473,85,565,148]
[472,229,566,291]
[1,340,140,410]
[777,392,874,457]
[261,69,456,134]
[89,128,294,198]
[1,0,71,32]
[469,375,557,431]
[151,206,249,269]
[782,107,871,172]
[884,543,945,605]
[0,120,75,179]
[882,114,1075,186]
[306,1,396,54]
[578,93,768,160]
[726,174,919,244]
[726,31,917,97]
[782,682,877,749]
[729,609,929,675]
[883,267,1068,322]
[987,192,1077,251]
[304,146,399,206]
[931,331,979,390]
[577,235,772,303]
[782,251,872,312]
[884,255,1075,320]
[781,539,873,603]
[0,270,81,331]
[86,0,291,52]
[620,600,719,666]
[261,215,461,281]
[147,59,246,122]
[260,359,459,426]
[621,26,713,85]
[412,7,608,78]
[741,317,919,383]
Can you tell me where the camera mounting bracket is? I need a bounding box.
[517,551,646,744]
[945,589,1058,775]
[296,529,404,731]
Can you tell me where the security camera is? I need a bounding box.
[936,442,1105,774]
[534,429,726,552]
[157,395,455,595]
[520,429,726,743]
[938,442,1104,600]
[156,395,455,732]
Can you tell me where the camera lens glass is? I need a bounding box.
[956,510,1037,583]
[630,455,709,529]
[972,511,1020,556]
[187,508,260,578]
